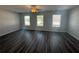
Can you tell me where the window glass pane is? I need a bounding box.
[37,15,44,26]
[24,16,30,26]
[52,15,61,27]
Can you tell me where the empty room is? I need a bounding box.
[0,5,79,53]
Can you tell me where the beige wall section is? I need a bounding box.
[0,9,20,36]
[20,11,69,32]
[68,7,79,40]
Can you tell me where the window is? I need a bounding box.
[24,16,30,26]
[52,15,61,27]
[37,15,44,26]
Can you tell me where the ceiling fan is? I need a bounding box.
[25,5,44,13]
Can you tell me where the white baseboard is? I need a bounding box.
[67,32,79,40]
[0,29,20,37]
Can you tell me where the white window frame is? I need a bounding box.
[24,16,30,26]
[37,15,44,27]
[52,15,61,27]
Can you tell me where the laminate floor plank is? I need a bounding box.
[0,30,79,53]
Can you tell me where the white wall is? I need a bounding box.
[68,7,79,40]
[0,9,20,36]
[20,11,68,32]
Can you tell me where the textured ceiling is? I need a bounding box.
[0,5,77,13]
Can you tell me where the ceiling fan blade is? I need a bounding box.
[36,5,44,9]
[25,5,32,9]
[24,5,45,13]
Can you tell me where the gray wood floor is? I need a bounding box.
[0,29,79,53]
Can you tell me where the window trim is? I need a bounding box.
[24,15,30,26]
[36,15,44,27]
[52,14,61,27]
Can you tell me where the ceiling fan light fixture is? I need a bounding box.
[31,7,38,13]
